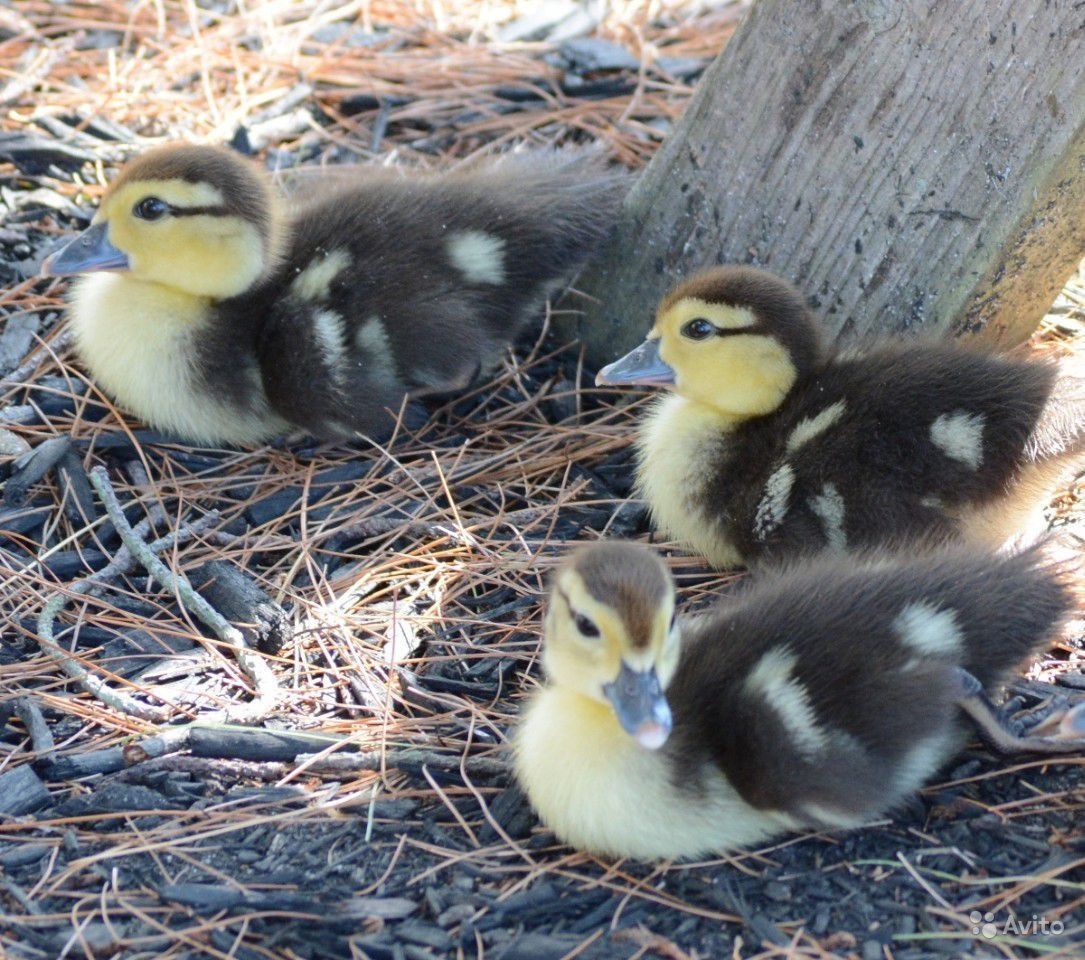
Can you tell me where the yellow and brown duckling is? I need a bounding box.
[42,143,626,445]
[514,541,1083,861]
[597,267,1085,567]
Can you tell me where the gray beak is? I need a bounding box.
[595,338,676,388]
[41,222,129,277]
[603,662,673,750]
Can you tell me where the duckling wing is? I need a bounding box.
[825,344,1064,498]
[740,452,959,562]
[667,592,956,828]
[666,545,1069,827]
[252,154,624,438]
[255,296,427,440]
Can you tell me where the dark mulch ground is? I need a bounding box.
[1,3,1083,959]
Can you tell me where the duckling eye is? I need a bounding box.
[133,197,170,221]
[681,318,716,340]
[573,612,600,639]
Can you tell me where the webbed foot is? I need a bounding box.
[952,668,1085,756]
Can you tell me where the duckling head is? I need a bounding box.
[42,143,280,299]
[544,542,679,750]
[598,266,822,417]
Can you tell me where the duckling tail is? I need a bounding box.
[947,541,1076,687]
[1025,356,1085,464]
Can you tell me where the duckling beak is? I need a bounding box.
[41,222,129,277]
[603,662,673,750]
[595,338,676,388]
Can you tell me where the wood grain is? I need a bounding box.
[573,0,1085,359]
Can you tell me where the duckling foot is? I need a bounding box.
[952,668,1085,756]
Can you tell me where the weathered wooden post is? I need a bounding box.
[572,0,1085,362]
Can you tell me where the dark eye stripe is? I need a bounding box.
[712,325,762,337]
[681,317,764,340]
[168,204,233,217]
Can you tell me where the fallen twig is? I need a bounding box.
[37,507,180,722]
[46,725,194,779]
[45,721,508,782]
[109,752,290,783]
[35,487,234,722]
[88,466,281,722]
[187,722,507,776]
[296,749,507,778]
[13,697,54,762]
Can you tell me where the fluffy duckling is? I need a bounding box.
[42,143,625,445]
[514,541,1083,861]
[597,267,1085,567]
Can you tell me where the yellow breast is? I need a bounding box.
[636,394,746,568]
[513,685,787,860]
[69,274,285,445]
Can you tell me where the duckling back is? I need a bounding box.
[254,150,626,438]
[1023,356,1085,463]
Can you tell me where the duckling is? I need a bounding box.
[41,143,625,445]
[514,540,1083,861]
[596,267,1085,567]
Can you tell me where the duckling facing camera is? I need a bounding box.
[598,267,1085,567]
[514,541,1083,861]
[43,143,626,445]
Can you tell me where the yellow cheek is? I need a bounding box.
[542,627,622,697]
[107,219,167,263]
[107,217,263,298]
[657,628,681,687]
[670,336,796,416]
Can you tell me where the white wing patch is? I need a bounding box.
[786,400,846,454]
[354,315,393,361]
[891,728,959,795]
[313,308,347,378]
[930,411,984,469]
[754,463,795,540]
[290,248,350,302]
[894,601,963,656]
[447,230,506,285]
[809,482,847,550]
[745,647,828,759]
